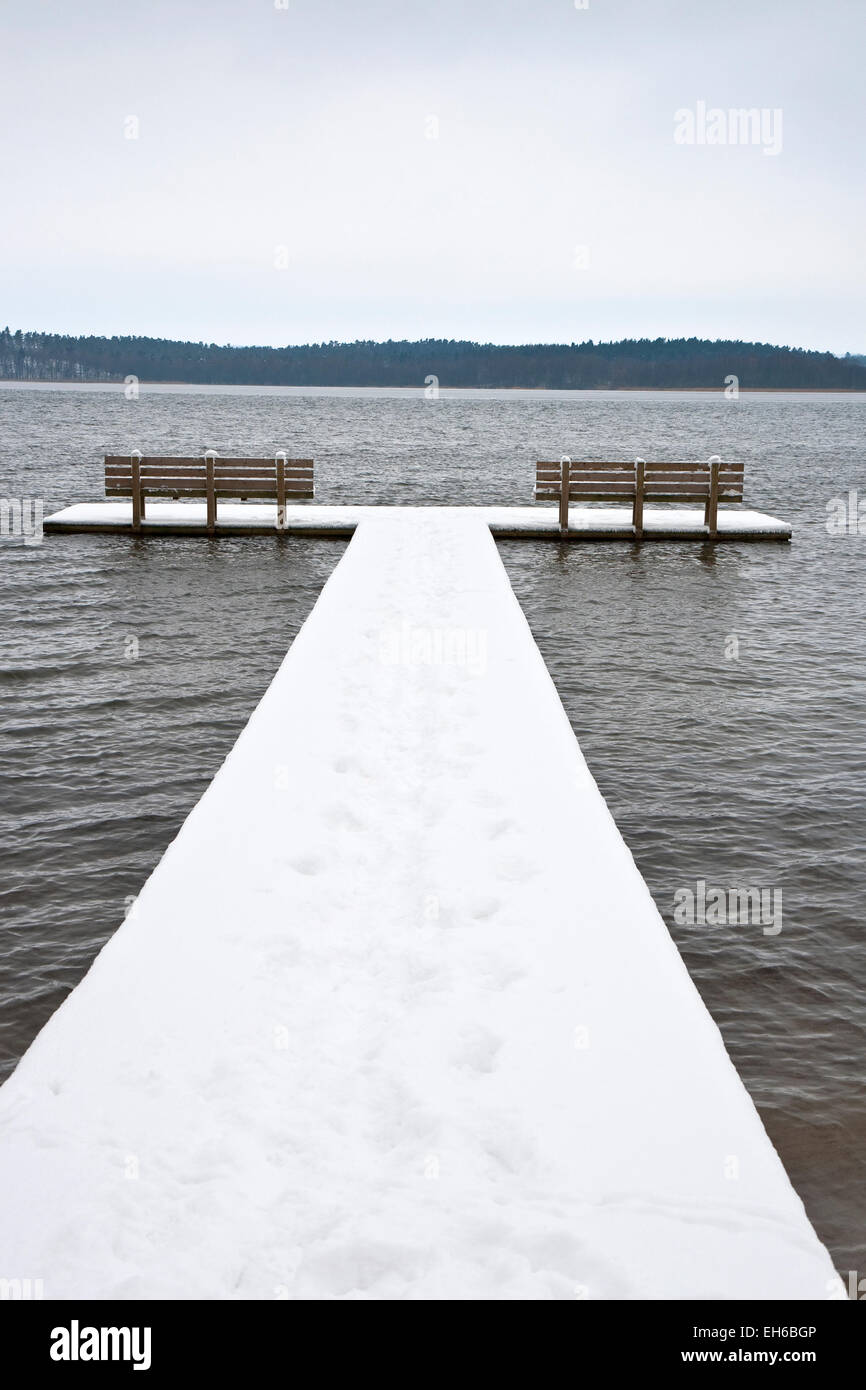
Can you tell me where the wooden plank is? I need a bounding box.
[567,484,636,496]
[106,485,315,499]
[537,468,637,476]
[539,464,639,475]
[105,463,313,475]
[642,462,708,474]
[104,461,312,472]
[644,493,709,502]
[569,465,637,474]
[539,487,742,503]
[107,479,312,491]
[644,471,712,484]
[644,483,709,495]
[648,473,738,486]
[107,476,314,491]
[565,474,638,486]
[107,491,315,504]
[216,485,312,497]
[560,491,641,502]
[214,463,311,472]
[115,472,310,484]
[107,476,313,490]
[538,459,741,475]
[645,460,738,473]
[644,487,742,499]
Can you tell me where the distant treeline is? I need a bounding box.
[2,328,865,390]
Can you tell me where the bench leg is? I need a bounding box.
[633,458,645,539]
[559,459,570,535]
[276,457,286,532]
[705,457,720,538]
[131,458,143,533]
[205,456,216,534]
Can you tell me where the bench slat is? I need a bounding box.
[537,463,635,477]
[538,460,740,472]
[537,481,744,494]
[107,484,314,497]
[538,493,744,504]
[105,464,315,475]
[105,467,313,479]
[537,460,742,475]
[565,484,637,495]
[106,472,313,485]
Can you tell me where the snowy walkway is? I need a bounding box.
[0,512,834,1298]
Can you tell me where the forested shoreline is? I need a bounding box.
[2,328,865,390]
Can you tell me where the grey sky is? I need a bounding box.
[1,0,863,350]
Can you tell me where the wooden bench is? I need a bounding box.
[105,452,315,533]
[535,456,744,538]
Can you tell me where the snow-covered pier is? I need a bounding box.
[43,499,792,540]
[0,511,833,1299]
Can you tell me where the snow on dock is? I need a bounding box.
[42,500,793,541]
[0,511,833,1299]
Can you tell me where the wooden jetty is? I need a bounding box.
[42,454,792,541]
[0,510,831,1298]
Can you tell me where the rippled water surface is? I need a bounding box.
[1,383,863,1278]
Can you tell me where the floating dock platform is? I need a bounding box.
[43,500,793,541]
[0,511,829,1299]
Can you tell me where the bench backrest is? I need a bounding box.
[536,459,744,503]
[105,456,314,499]
[536,460,635,501]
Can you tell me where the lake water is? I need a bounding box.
[0,383,863,1281]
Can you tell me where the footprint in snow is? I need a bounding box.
[471,788,505,810]
[482,1117,537,1176]
[287,853,323,876]
[487,817,517,840]
[325,803,365,831]
[452,1024,502,1075]
[496,854,540,884]
[470,896,501,921]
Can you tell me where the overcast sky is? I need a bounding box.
[0,0,863,351]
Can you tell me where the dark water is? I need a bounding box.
[1,384,863,1281]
